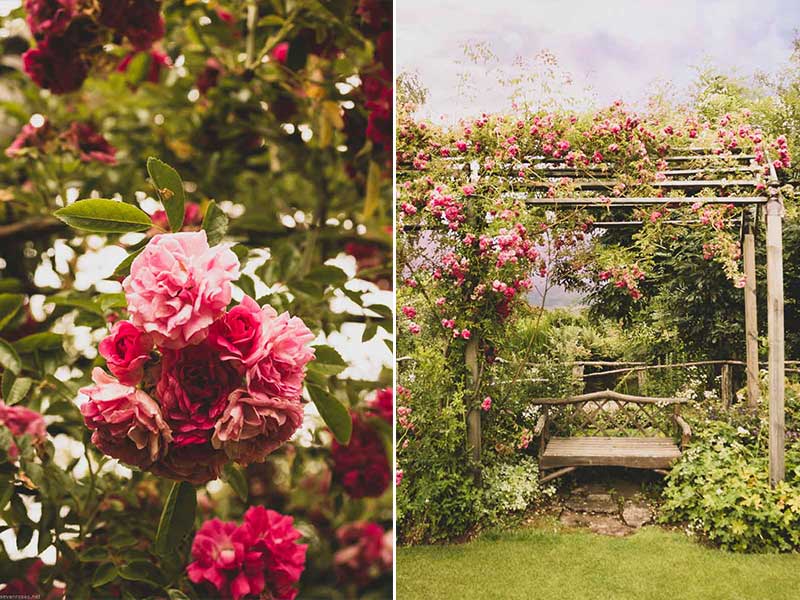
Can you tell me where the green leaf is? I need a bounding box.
[13,332,62,354]
[167,590,191,600]
[118,560,165,586]
[237,274,256,298]
[155,481,196,556]
[202,201,228,246]
[147,157,185,232]
[113,248,144,278]
[362,321,378,342]
[16,523,33,550]
[310,345,347,376]
[306,265,348,288]
[79,546,110,562]
[0,294,24,330]
[92,562,118,588]
[6,377,32,405]
[0,338,21,375]
[223,463,248,502]
[54,199,152,233]
[46,295,105,317]
[308,384,351,444]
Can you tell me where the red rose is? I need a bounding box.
[98,320,153,385]
[22,36,88,94]
[60,122,117,164]
[334,522,392,586]
[270,42,289,64]
[99,0,164,50]
[331,414,390,498]
[157,342,241,446]
[24,0,75,37]
[149,442,227,485]
[368,387,393,423]
[207,295,264,366]
[196,58,223,94]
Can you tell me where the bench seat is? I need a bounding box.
[540,436,682,470]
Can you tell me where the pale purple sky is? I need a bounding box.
[398,0,800,119]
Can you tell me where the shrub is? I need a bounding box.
[481,456,550,521]
[661,389,800,552]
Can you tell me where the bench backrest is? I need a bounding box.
[531,390,688,438]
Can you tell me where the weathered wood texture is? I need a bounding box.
[540,437,681,469]
[743,217,760,408]
[531,391,691,479]
[766,187,785,485]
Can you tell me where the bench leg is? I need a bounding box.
[540,466,577,484]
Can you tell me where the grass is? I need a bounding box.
[397,524,800,600]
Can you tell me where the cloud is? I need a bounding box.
[398,0,800,119]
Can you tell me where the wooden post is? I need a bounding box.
[465,337,482,482]
[720,363,733,409]
[766,186,785,486]
[572,363,585,393]
[743,212,760,408]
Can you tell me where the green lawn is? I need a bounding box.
[397,526,800,600]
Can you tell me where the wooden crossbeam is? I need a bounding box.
[523,196,767,206]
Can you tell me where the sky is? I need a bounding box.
[397,0,800,120]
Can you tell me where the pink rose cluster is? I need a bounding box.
[187,506,307,600]
[80,231,315,484]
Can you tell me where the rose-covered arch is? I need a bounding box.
[396,101,792,534]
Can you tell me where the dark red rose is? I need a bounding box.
[375,30,392,70]
[157,342,241,446]
[356,0,390,30]
[196,58,223,94]
[24,0,74,37]
[331,413,390,498]
[22,35,88,94]
[149,442,227,484]
[100,0,164,50]
[116,50,171,83]
[61,122,117,164]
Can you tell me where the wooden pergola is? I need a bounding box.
[401,147,788,484]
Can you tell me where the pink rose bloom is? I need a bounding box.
[187,507,306,600]
[208,295,265,367]
[333,522,392,587]
[80,368,172,468]
[246,307,315,400]
[60,122,117,165]
[98,320,153,385]
[481,396,492,411]
[408,322,420,335]
[368,387,393,423]
[461,329,471,340]
[0,400,47,459]
[150,202,203,232]
[212,389,304,464]
[157,342,241,446]
[241,506,307,600]
[395,469,403,485]
[271,42,289,64]
[123,231,239,349]
[187,518,262,600]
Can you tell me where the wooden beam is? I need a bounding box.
[743,213,760,408]
[465,337,482,482]
[766,183,785,486]
[523,196,767,207]
[720,363,733,408]
[530,389,686,405]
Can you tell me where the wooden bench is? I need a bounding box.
[531,390,692,483]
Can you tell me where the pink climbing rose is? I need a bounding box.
[122,231,239,349]
[80,367,172,468]
[481,396,492,411]
[98,320,153,385]
[208,295,266,366]
[187,506,307,600]
[246,306,315,400]
[0,400,47,459]
[211,389,304,464]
